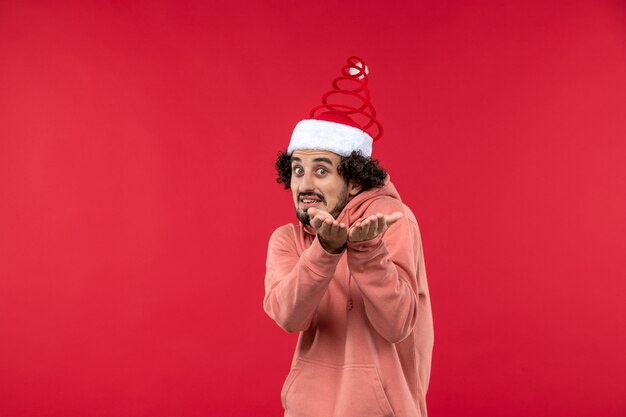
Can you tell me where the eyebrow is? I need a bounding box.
[290,156,334,165]
[313,157,333,165]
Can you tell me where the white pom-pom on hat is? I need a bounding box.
[348,62,369,80]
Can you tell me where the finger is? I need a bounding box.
[307,207,333,219]
[329,221,342,234]
[384,212,404,226]
[337,223,348,240]
[347,224,355,240]
[348,223,361,242]
[377,214,385,234]
[359,219,370,238]
[318,219,332,237]
[365,217,378,238]
[311,214,325,229]
[322,217,335,234]
[348,221,361,235]
[317,214,328,222]
[330,222,347,241]
[356,221,369,241]
[368,215,380,236]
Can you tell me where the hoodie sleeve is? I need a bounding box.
[264,225,343,333]
[346,202,422,343]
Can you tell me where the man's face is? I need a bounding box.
[290,150,359,225]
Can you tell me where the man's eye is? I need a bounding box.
[316,168,327,175]
[293,167,304,175]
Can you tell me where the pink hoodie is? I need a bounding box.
[264,177,434,417]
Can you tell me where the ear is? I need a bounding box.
[348,181,362,197]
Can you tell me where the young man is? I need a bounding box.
[264,57,434,417]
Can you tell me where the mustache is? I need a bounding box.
[299,192,325,203]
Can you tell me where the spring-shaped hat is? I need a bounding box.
[288,56,383,157]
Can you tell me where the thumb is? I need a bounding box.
[307,207,318,218]
[385,212,404,226]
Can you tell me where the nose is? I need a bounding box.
[298,171,315,192]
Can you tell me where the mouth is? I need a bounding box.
[298,194,324,210]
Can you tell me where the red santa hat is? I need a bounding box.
[288,56,383,158]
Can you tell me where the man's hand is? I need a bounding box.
[307,207,348,254]
[348,212,403,243]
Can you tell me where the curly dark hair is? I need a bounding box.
[275,150,387,192]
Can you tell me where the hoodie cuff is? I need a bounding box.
[303,235,344,278]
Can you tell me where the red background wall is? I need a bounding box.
[1,1,625,416]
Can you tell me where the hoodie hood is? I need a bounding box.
[303,175,402,235]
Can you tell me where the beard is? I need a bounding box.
[297,210,313,226]
[296,185,349,226]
